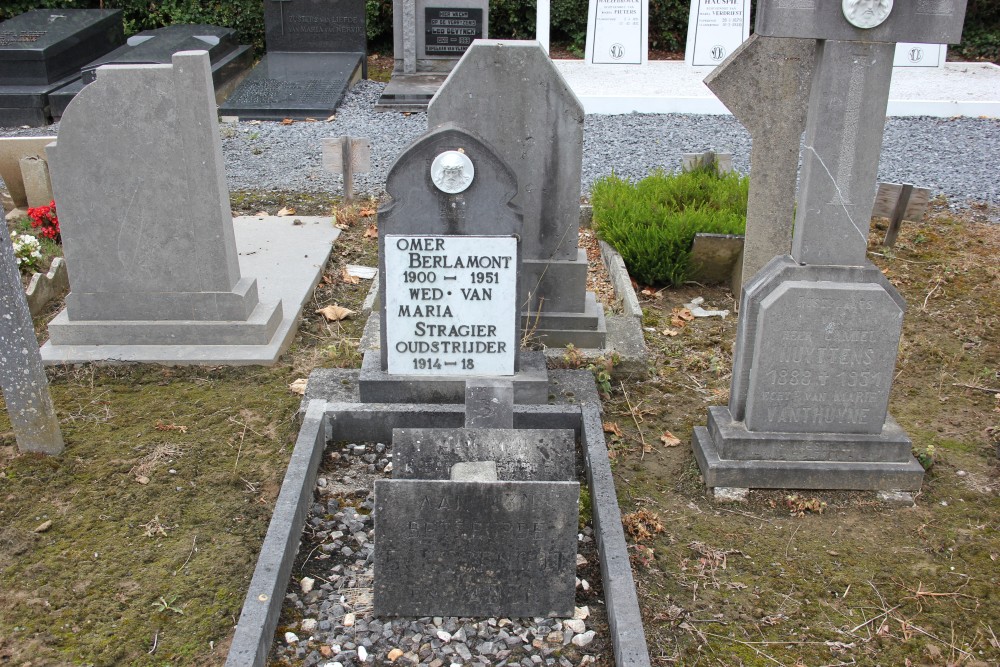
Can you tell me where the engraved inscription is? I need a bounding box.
[746,282,903,435]
[916,0,955,16]
[424,7,483,56]
[385,235,517,375]
[0,30,46,45]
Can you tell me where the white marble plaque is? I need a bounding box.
[684,0,751,67]
[585,0,648,65]
[385,235,517,376]
[893,42,946,67]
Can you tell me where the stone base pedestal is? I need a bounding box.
[523,291,607,349]
[375,73,448,112]
[692,406,925,491]
[358,349,550,404]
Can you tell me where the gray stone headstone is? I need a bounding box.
[375,123,522,372]
[322,135,370,201]
[374,479,578,617]
[392,427,575,481]
[427,41,605,348]
[0,223,63,455]
[45,51,282,346]
[704,35,815,291]
[0,137,56,212]
[18,156,53,209]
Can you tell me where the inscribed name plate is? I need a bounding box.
[586,0,647,64]
[684,0,751,67]
[392,428,576,481]
[745,282,903,435]
[374,479,579,617]
[423,7,483,56]
[385,235,517,375]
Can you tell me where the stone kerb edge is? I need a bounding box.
[244,373,652,665]
[226,399,328,667]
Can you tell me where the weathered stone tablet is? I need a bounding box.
[392,428,576,481]
[374,479,579,617]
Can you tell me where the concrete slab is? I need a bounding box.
[553,60,1000,118]
[40,215,339,365]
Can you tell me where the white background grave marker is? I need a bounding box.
[893,43,946,68]
[684,0,750,67]
[385,235,517,376]
[585,0,649,65]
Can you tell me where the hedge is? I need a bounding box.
[2,1,997,62]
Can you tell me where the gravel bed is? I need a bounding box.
[272,441,609,667]
[3,79,998,216]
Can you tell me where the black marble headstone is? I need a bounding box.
[264,0,366,53]
[423,7,482,56]
[47,25,253,119]
[0,9,123,84]
[0,9,124,126]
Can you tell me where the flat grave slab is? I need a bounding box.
[219,51,363,120]
[40,216,339,365]
[374,479,579,617]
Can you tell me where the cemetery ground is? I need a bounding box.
[0,194,998,666]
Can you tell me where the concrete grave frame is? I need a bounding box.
[225,370,651,666]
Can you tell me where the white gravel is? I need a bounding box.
[3,79,998,213]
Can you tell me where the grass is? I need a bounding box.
[592,165,749,287]
[1,190,998,666]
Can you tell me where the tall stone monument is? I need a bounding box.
[43,51,284,356]
[358,122,549,404]
[692,0,968,496]
[428,41,606,349]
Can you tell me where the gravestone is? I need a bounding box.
[0,9,124,126]
[692,0,968,496]
[43,51,284,351]
[220,0,366,120]
[705,35,815,294]
[374,0,488,111]
[48,24,253,120]
[428,41,606,349]
[359,122,549,404]
[0,136,56,220]
[0,222,63,455]
[684,0,750,67]
[585,0,649,65]
[874,182,932,246]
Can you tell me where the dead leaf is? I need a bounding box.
[673,307,695,322]
[289,378,308,395]
[359,207,376,217]
[316,305,355,322]
[155,421,188,434]
[325,115,336,122]
[321,274,334,285]
[341,267,360,285]
[660,431,682,447]
[304,117,317,122]
[136,476,150,485]
[662,327,680,337]
[254,210,269,217]
[281,118,294,125]
[603,421,623,437]
[364,224,378,239]
[33,520,52,533]
[277,206,296,216]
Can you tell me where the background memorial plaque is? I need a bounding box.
[374,479,579,617]
[745,281,903,435]
[392,428,576,481]
[264,0,367,53]
[423,7,482,56]
[585,0,648,64]
[384,234,518,376]
[684,0,751,67]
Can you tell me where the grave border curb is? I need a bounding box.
[228,372,651,666]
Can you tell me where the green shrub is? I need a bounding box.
[592,166,749,287]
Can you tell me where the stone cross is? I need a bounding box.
[0,224,63,455]
[322,135,371,202]
[754,0,967,267]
